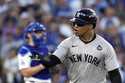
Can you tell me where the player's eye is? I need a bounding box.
[34,30,43,33]
[71,22,76,27]
[72,22,85,27]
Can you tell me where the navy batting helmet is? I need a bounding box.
[70,8,97,28]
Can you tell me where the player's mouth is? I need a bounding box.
[73,28,78,33]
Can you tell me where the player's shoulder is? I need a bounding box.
[63,35,77,41]
[96,34,113,47]
[58,35,75,47]
[18,45,30,55]
[60,35,76,44]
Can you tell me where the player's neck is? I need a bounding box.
[28,39,35,46]
[79,30,96,43]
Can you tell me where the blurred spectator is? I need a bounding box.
[53,0,72,17]
[0,0,9,14]
[85,0,108,15]
[59,22,73,38]
[1,14,23,58]
[85,0,96,7]
[34,11,42,23]
[69,0,83,14]
[121,0,125,11]
[99,6,120,30]
[46,21,61,52]
[17,0,34,7]
[41,12,53,26]
[19,11,34,26]
[117,51,125,83]
[0,57,7,83]
[118,18,125,51]
[99,6,121,49]
[106,0,119,7]
[2,14,18,43]
[4,48,23,83]
[41,0,51,13]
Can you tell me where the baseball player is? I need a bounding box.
[17,22,52,83]
[33,8,122,83]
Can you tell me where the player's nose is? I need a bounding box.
[72,26,79,32]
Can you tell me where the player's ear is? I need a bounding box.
[27,33,33,42]
[27,33,32,39]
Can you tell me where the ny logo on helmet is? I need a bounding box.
[76,12,96,18]
[76,12,86,18]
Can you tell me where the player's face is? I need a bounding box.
[33,30,45,38]
[72,23,91,36]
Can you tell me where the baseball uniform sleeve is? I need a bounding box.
[104,43,119,71]
[18,47,31,70]
[53,38,70,62]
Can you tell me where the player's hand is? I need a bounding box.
[29,53,51,68]
[39,64,45,69]
[39,55,52,68]
[39,55,61,68]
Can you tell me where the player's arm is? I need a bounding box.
[20,54,61,77]
[18,47,45,77]
[108,68,122,83]
[104,42,122,83]
[20,64,45,77]
[40,38,70,68]
[39,55,62,68]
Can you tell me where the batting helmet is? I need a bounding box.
[70,8,97,28]
[25,22,46,33]
[24,22,47,47]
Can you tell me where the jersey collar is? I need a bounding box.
[76,33,96,44]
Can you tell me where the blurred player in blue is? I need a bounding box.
[17,22,52,83]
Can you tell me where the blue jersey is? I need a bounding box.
[18,44,51,80]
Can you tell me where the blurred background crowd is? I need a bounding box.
[0,0,125,83]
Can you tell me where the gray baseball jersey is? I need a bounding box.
[53,34,119,83]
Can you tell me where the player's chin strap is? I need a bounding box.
[39,55,61,68]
